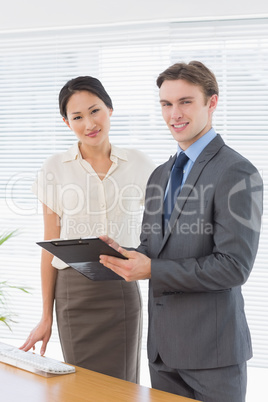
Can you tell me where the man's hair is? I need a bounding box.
[156,61,219,100]
[59,76,113,119]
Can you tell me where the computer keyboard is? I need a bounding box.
[0,341,76,377]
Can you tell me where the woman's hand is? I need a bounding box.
[19,318,52,356]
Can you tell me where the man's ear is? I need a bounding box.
[63,117,71,129]
[209,94,218,113]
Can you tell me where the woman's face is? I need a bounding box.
[63,90,113,149]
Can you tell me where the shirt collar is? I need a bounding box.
[61,142,80,162]
[110,144,128,163]
[178,128,217,163]
[61,142,129,163]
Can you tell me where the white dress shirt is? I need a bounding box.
[32,142,155,269]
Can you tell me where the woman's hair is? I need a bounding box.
[156,61,219,101]
[59,76,113,119]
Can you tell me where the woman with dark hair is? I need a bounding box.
[21,76,155,382]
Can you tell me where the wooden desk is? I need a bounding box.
[0,361,198,402]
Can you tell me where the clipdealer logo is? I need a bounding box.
[4,171,145,216]
[228,171,263,232]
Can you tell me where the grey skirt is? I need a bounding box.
[55,267,142,383]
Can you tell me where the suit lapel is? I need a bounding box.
[154,155,176,244]
[159,135,225,254]
[159,154,176,193]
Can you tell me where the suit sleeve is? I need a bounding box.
[141,160,263,297]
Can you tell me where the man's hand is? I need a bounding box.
[100,247,151,282]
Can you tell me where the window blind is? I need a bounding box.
[0,18,267,368]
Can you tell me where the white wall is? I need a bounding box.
[1,0,268,31]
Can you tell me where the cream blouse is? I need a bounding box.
[32,142,155,269]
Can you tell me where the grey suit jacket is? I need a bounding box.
[138,134,263,370]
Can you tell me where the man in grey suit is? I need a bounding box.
[100,61,263,402]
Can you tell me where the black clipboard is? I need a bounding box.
[37,237,127,281]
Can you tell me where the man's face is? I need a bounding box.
[159,79,218,150]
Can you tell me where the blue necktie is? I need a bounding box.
[163,152,189,228]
